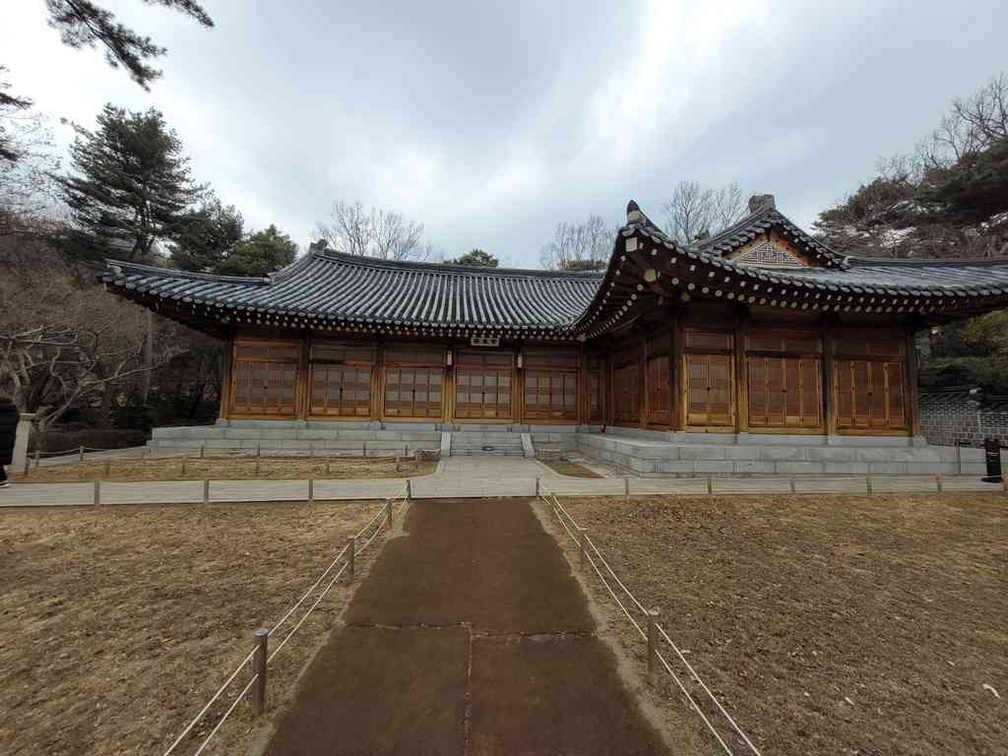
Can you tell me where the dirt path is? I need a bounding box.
[264,497,667,755]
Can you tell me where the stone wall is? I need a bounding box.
[920,390,1008,447]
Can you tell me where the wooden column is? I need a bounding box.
[822,320,837,436]
[296,330,310,420]
[639,335,648,428]
[672,318,685,430]
[219,334,235,420]
[444,345,455,423]
[373,341,385,421]
[906,328,922,438]
[734,319,748,433]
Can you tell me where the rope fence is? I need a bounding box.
[537,482,762,756]
[161,483,410,756]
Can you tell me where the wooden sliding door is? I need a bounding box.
[309,341,375,418]
[455,351,514,421]
[646,333,673,426]
[745,331,822,430]
[383,346,445,420]
[230,338,300,417]
[683,330,735,429]
[833,332,908,431]
[523,350,578,422]
[611,343,641,426]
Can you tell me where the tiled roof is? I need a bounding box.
[103,251,602,334]
[103,199,1008,340]
[693,204,849,268]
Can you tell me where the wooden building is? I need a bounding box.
[103,196,1008,439]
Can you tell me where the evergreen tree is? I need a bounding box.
[56,104,201,263]
[215,225,297,277]
[171,196,244,272]
[448,248,498,267]
[44,0,213,90]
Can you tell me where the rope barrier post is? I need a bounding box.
[200,444,205,459]
[93,479,101,507]
[395,456,401,473]
[347,536,356,582]
[203,479,210,505]
[789,475,797,494]
[935,473,943,493]
[326,456,331,475]
[255,454,260,476]
[252,628,268,716]
[34,449,40,469]
[79,445,85,462]
[706,475,713,498]
[578,527,587,568]
[182,457,187,477]
[104,459,111,478]
[866,472,873,495]
[624,477,630,502]
[257,443,261,459]
[23,453,31,477]
[406,479,412,499]
[646,606,660,683]
[535,477,540,497]
[386,497,393,528]
[308,478,314,504]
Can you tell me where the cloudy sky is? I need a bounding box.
[3,0,1006,266]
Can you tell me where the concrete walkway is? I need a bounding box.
[1,456,1002,508]
[264,497,667,755]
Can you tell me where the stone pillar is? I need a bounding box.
[12,412,35,474]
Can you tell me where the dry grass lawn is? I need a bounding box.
[545,493,1007,756]
[538,457,603,478]
[0,500,397,755]
[15,455,436,483]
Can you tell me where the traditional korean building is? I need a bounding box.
[102,196,1008,474]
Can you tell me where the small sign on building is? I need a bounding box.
[470,333,500,347]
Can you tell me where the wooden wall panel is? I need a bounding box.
[381,345,445,420]
[455,350,514,421]
[646,355,671,426]
[308,339,376,418]
[612,363,641,426]
[685,354,734,427]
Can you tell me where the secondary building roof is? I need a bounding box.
[102,196,1008,340]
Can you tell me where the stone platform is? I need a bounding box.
[577,427,992,476]
[145,420,992,475]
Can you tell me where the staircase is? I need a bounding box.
[450,430,527,457]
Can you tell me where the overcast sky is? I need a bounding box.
[3,0,1006,267]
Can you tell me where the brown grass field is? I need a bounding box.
[538,457,603,478]
[541,493,1007,756]
[0,500,396,755]
[14,455,437,483]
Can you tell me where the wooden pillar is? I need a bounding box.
[515,346,525,425]
[296,330,310,420]
[672,318,685,431]
[734,318,748,433]
[906,328,922,437]
[639,335,647,428]
[823,320,837,436]
[219,333,235,420]
[371,340,384,421]
[444,344,455,423]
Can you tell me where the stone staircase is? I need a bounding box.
[449,430,527,457]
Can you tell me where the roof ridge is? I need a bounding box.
[848,255,1008,267]
[311,247,605,279]
[102,259,270,284]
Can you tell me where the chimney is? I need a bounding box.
[748,194,775,213]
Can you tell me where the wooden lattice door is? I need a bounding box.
[455,351,514,420]
[382,346,445,420]
[230,340,300,417]
[685,354,735,427]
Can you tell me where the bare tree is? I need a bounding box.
[0,237,166,439]
[316,200,429,261]
[539,214,616,270]
[915,73,1008,172]
[661,181,747,245]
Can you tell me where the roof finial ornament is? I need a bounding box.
[748,194,775,213]
[626,200,643,223]
[308,238,329,254]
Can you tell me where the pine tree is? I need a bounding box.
[448,248,498,267]
[171,196,245,272]
[215,225,297,277]
[56,104,201,263]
